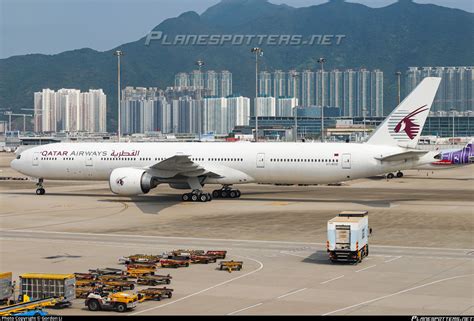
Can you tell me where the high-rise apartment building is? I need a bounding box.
[405,66,473,112]
[276,97,298,117]
[34,88,106,133]
[273,70,287,98]
[255,97,276,117]
[301,70,315,107]
[227,96,251,129]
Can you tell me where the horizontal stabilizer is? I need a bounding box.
[374,150,429,162]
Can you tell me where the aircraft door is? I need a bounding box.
[85,156,93,167]
[32,152,40,166]
[342,153,351,169]
[256,153,265,168]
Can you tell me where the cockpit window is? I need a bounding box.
[16,154,21,160]
[434,153,441,160]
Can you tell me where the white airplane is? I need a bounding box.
[11,77,441,202]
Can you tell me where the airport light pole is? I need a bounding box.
[195,59,205,139]
[317,57,326,142]
[467,111,472,135]
[114,50,124,142]
[362,107,367,139]
[195,59,205,98]
[290,70,298,142]
[251,47,263,142]
[395,71,402,105]
[450,108,456,143]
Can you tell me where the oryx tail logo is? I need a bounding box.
[393,105,428,140]
[116,177,125,186]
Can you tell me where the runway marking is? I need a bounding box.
[384,256,402,263]
[129,255,264,316]
[269,201,290,206]
[323,274,474,315]
[280,251,308,258]
[320,275,345,284]
[227,303,263,315]
[277,288,307,299]
[1,229,472,252]
[355,265,377,273]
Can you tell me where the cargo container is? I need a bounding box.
[19,274,75,307]
[0,272,13,304]
[327,211,370,263]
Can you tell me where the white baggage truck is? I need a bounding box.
[327,211,370,263]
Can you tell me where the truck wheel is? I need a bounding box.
[167,293,172,298]
[87,299,101,311]
[116,303,127,313]
[130,284,135,290]
[166,279,171,284]
[185,262,189,267]
[366,245,369,256]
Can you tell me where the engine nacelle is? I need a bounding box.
[109,168,155,196]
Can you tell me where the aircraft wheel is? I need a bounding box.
[387,173,395,179]
[182,193,190,202]
[206,193,212,201]
[36,188,45,195]
[191,194,198,202]
[235,190,241,198]
[396,171,404,178]
[212,190,220,198]
[199,194,208,202]
[221,190,228,198]
[229,191,237,198]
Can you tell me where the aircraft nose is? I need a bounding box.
[10,158,19,171]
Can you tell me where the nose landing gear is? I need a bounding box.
[36,178,45,195]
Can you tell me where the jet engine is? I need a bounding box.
[109,168,156,195]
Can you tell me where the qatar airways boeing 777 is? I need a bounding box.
[11,77,441,202]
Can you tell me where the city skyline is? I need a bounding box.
[28,65,473,135]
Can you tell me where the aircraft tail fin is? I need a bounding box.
[366,77,441,148]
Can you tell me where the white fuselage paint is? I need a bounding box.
[11,142,435,186]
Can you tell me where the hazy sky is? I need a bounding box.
[0,0,472,59]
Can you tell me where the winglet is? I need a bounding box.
[366,77,441,148]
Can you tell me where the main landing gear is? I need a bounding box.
[386,171,404,179]
[36,178,45,195]
[212,186,241,199]
[181,190,212,202]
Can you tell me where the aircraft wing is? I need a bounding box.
[147,155,223,179]
[374,150,429,162]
